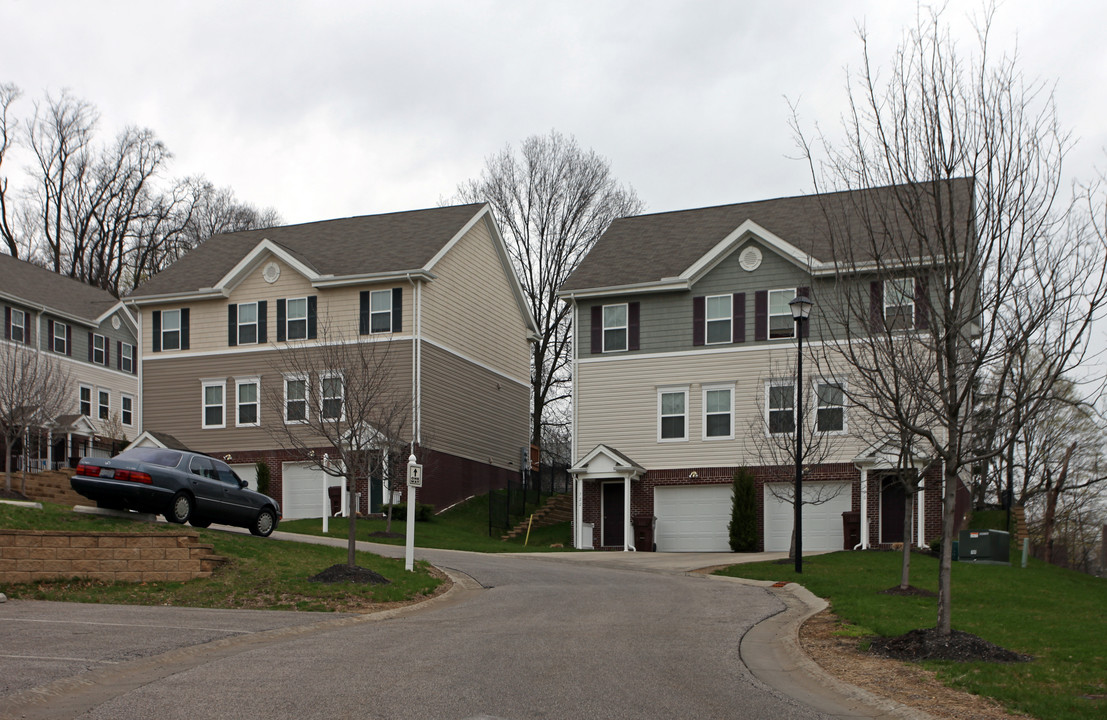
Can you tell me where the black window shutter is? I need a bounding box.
[181,308,190,350]
[797,286,810,339]
[25,313,32,345]
[870,281,883,332]
[754,290,768,341]
[66,324,72,356]
[590,306,602,354]
[915,277,929,330]
[392,287,403,332]
[692,296,705,346]
[276,299,286,341]
[228,304,238,346]
[307,296,317,339]
[117,341,122,370]
[152,311,161,352]
[3,307,9,340]
[733,293,746,343]
[359,291,370,335]
[47,320,54,350]
[88,332,94,362]
[104,337,109,366]
[258,300,268,342]
[628,302,640,351]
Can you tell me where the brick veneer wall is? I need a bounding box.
[0,530,228,584]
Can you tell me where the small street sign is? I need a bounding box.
[407,462,423,487]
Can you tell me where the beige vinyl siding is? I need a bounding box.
[141,342,413,454]
[575,346,869,469]
[420,341,529,472]
[50,350,140,438]
[420,218,530,383]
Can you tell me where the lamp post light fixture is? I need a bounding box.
[789,294,813,574]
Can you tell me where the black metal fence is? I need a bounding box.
[488,462,570,536]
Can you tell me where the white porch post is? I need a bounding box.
[623,475,633,552]
[572,476,582,549]
[46,429,53,469]
[859,467,869,549]
[917,477,926,547]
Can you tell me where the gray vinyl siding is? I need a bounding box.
[141,342,413,454]
[420,341,529,472]
[71,312,138,372]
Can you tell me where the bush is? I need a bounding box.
[390,502,436,522]
[728,468,758,552]
[255,461,271,496]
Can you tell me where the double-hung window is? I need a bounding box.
[9,309,26,343]
[703,385,734,439]
[286,298,308,340]
[121,395,134,426]
[97,389,110,421]
[884,278,915,330]
[53,322,68,354]
[705,295,732,344]
[816,382,846,433]
[603,304,628,352]
[79,385,92,417]
[658,387,688,441]
[161,310,182,350]
[768,289,796,338]
[236,378,260,427]
[92,334,106,365]
[370,291,393,333]
[321,373,344,420]
[202,380,226,429]
[285,375,308,423]
[237,302,259,344]
[767,382,795,434]
[120,342,134,373]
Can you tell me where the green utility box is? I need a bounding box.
[958,529,1011,564]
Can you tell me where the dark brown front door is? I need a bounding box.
[881,476,906,543]
[602,482,625,547]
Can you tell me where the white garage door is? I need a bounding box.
[654,484,733,552]
[281,462,340,520]
[763,482,852,552]
[229,463,258,491]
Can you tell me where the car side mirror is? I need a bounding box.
[239,479,248,489]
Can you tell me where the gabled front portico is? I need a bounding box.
[852,437,935,549]
[568,444,644,551]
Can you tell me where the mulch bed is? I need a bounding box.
[879,585,938,597]
[0,489,31,501]
[308,564,391,585]
[870,627,1033,663]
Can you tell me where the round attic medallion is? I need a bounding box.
[111,315,121,330]
[262,262,281,284]
[739,246,762,272]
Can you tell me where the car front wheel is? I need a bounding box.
[167,492,193,524]
[250,508,277,537]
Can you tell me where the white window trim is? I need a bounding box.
[79,384,93,417]
[702,383,735,441]
[814,379,848,435]
[657,385,689,442]
[92,334,106,365]
[704,295,732,345]
[602,303,628,353]
[283,373,309,424]
[53,322,67,354]
[369,290,393,334]
[120,394,134,427]
[320,371,345,422]
[768,289,796,339]
[286,297,308,341]
[121,342,134,373]
[237,302,259,345]
[201,379,227,430]
[97,387,110,421]
[765,380,795,436]
[161,309,182,351]
[884,278,915,330]
[235,376,261,428]
[10,308,26,343]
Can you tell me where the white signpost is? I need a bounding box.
[405,454,422,571]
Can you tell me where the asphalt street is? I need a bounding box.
[0,539,833,720]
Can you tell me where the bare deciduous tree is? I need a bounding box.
[794,5,1107,636]
[262,319,410,568]
[0,340,71,493]
[454,130,643,458]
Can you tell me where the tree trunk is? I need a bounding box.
[900,490,914,590]
[347,484,357,567]
[1043,442,1076,565]
[937,461,957,637]
[3,436,11,492]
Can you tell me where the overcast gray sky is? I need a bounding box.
[4,0,1105,224]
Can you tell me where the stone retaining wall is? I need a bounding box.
[0,530,228,584]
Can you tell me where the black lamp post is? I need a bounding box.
[789,294,813,574]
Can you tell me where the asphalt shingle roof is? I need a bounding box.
[0,253,119,321]
[129,204,488,298]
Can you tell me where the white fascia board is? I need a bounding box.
[681,220,820,283]
[557,278,690,300]
[213,239,327,293]
[313,269,436,288]
[424,205,487,271]
[94,300,138,331]
[127,290,228,305]
[813,255,943,277]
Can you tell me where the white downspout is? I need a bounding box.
[856,467,869,550]
[917,473,926,547]
[624,474,635,552]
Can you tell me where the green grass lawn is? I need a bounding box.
[715,551,1107,720]
[0,501,441,611]
[280,491,574,553]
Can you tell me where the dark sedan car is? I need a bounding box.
[71,448,281,537]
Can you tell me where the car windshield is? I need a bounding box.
[116,448,184,468]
